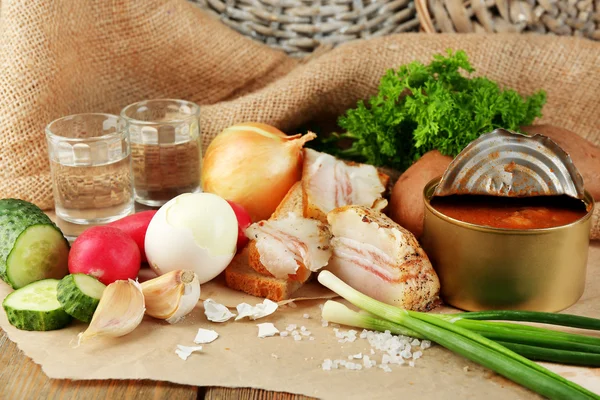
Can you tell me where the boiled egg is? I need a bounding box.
[145,193,238,284]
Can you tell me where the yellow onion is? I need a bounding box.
[202,123,316,221]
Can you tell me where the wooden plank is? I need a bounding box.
[0,329,198,400]
[205,387,316,400]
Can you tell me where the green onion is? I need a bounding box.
[322,300,600,367]
[444,319,600,353]
[449,311,600,331]
[318,270,600,400]
[496,342,600,367]
[322,300,423,338]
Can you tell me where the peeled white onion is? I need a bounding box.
[144,193,238,284]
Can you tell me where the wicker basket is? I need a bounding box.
[190,0,421,57]
[416,0,600,39]
[191,0,599,56]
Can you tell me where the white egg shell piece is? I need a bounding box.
[145,193,238,284]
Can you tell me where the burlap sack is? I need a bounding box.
[1,1,599,234]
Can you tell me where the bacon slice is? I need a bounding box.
[245,213,332,279]
[302,149,388,223]
[326,206,440,311]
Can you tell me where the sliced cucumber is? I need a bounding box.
[2,279,72,331]
[0,199,70,289]
[57,274,106,323]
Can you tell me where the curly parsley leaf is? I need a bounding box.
[326,50,546,171]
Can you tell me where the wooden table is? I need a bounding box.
[0,328,313,399]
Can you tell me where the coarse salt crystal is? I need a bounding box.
[257,323,279,338]
[303,314,310,319]
[411,339,421,347]
[271,353,279,359]
[370,349,375,355]
[301,330,311,336]
[322,359,333,371]
[409,361,415,367]
[379,364,392,373]
[286,324,297,331]
[194,328,219,344]
[294,335,302,341]
[309,337,315,341]
[363,356,375,369]
[321,320,329,327]
[420,340,432,350]
[291,330,299,336]
[413,351,423,360]
[301,326,307,332]
[352,353,362,359]
[280,331,289,337]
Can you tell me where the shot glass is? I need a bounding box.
[121,99,202,206]
[46,113,135,238]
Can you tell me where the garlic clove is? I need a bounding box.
[78,279,145,345]
[141,270,201,324]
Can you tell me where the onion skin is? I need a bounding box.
[202,123,315,222]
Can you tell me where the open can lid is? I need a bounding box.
[433,128,585,200]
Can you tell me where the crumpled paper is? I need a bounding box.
[1,245,599,399]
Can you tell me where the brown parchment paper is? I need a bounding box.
[1,244,599,399]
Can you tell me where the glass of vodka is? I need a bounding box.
[46,113,134,238]
[120,99,201,207]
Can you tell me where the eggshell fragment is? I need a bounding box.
[257,323,279,338]
[203,299,236,322]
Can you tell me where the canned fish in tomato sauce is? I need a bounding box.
[421,177,594,312]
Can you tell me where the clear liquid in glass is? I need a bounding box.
[51,155,134,225]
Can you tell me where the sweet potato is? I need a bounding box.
[389,150,452,238]
[521,125,600,200]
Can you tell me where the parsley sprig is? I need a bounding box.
[315,50,547,171]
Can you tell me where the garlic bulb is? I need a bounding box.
[141,270,201,324]
[78,279,145,345]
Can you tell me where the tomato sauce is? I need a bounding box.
[430,195,587,229]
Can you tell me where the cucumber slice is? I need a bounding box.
[0,199,70,289]
[57,274,106,323]
[2,279,72,331]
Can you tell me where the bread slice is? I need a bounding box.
[302,148,389,223]
[225,249,302,301]
[271,181,303,219]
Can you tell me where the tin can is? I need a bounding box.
[421,177,594,312]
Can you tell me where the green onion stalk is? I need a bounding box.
[323,302,600,367]
[447,311,600,331]
[318,270,600,400]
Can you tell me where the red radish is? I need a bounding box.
[69,226,141,285]
[107,210,157,262]
[227,200,252,251]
